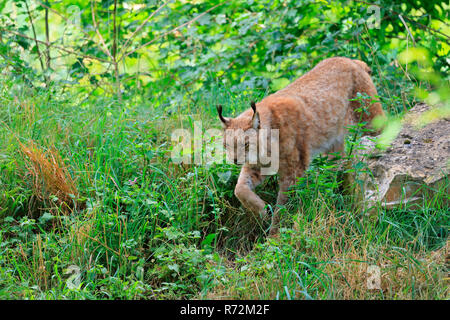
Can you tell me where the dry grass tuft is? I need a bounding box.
[19,140,81,214]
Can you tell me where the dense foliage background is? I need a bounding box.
[0,0,448,299]
[1,0,449,109]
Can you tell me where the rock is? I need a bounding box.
[349,103,449,211]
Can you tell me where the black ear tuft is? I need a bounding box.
[250,101,256,113]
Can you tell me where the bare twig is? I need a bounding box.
[23,0,46,75]
[117,1,170,61]
[45,4,51,70]
[1,28,113,64]
[354,0,450,43]
[112,0,118,59]
[123,2,224,59]
[398,14,416,46]
[90,0,113,60]
[35,1,103,53]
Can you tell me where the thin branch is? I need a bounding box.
[90,0,113,60]
[398,14,416,46]
[1,28,114,64]
[397,14,450,42]
[117,0,170,61]
[353,0,450,42]
[35,0,69,20]
[123,2,224,59]
[45,3,51,70]
[23,0,46,74]
[112,0,118,59]
[35,1,104,53]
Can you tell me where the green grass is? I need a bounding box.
[0,76,448,300]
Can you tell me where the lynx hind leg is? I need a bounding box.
[234,165,268,220]
[352,64,385,134]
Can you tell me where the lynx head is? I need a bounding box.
[216,102,260,165]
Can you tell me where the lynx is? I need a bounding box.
[217,57,385,236]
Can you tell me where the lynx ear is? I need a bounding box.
[251,101,256,113]
[216,105,230,127]
[251,101,260,129]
